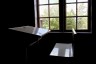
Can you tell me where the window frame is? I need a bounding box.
[35,0,92,33]
[62,0,92,32]
[37,0,60,31]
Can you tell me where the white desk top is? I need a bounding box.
[9,26,50,36]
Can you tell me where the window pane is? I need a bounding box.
[50,18,59,30]
[77,17,88,30]
[49,0,59,3]
[66,0,76,3]
[66,18,76,30]
[77,0,88,2]
[39,18,49,29]
[77,3,88,16]
[50,5,59,17]
[39,5,48,17]
[39,0,48,4]
[66,4,76,16]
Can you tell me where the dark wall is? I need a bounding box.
[92,0,96,35]
[7,0,35,28]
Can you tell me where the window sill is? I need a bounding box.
[49,31,92,34]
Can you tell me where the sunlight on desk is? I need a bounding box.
[50,43,73,57]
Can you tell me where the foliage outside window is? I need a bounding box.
[39,0,59,30]
[66,0,88,30]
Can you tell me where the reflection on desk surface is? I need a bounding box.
[50,43,73,57]
[9,26,50,36]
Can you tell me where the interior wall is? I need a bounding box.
[7,0,35,28]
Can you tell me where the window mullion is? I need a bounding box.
[76,0,77,30]
[48,0,50,29]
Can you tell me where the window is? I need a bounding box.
[37,0,59,30]
[36,0,92,32]
[65,0,90,32]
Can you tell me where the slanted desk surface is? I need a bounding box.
[9,26,50,37]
